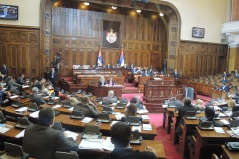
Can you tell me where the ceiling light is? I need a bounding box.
[84,2,89,6]
[112,6,117,10]
[136,10,141,13]
[159,13,164,17]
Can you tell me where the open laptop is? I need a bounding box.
[82,125,102,139]
[62,101,72,108]
[11,100,21,108]
[199,121,214,130]
[115,103,125,109]
[0,142,29,159]
[70,110,84,120]
[97,113,111,123]
[185,111,197,120]
[15,117,31,129]
[27,103,38,112]
[127,116,141,126]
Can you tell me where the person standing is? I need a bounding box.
[50,67,57,88]
[1,64,8,78]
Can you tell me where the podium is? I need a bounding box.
[88,85,123,98]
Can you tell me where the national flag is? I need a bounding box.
[118,45,124,66]
[97,45,103,66]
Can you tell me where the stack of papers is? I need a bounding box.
[68,107,74,111]
[110,121,119,126]
[162,105,168,108]
[52,105,61,109]
[10,95,18,99]
[0,124,10,133]
[137,109,149,114]
[214,127,225,133]
[22,85,30,88]
[141,115,150,120]
[64,131,78,140]
[143,124,152,131]
[29,111,39,118]
[220,119,230,125]
[81,117,93,123]
[103,137,114,151]
[132,126,141,132]
[79,139,104,150]
[219,113,227,117]
[115,114,125,120]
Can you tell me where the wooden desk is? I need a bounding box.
[194,127,239,159]
[221,145,239,159]
[0,121,22,138]
[88,85,123,98]
[3,106,32,118]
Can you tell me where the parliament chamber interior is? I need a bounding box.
[0,0,239,159]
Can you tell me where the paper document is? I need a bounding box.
[110,121,119,126]
[115,114,125,120]
[29,111,39,118]
[22,85,30,88]
[220,119,230,125]
[15,129,25,138]
[81,117,93,123]
[79,139,104,150]
[143,124,152,131]
[15,107,28,112]
[162,105,168,108]
[0,126,10,134]
[137,109,149,114]
[214,127,225,133]
[141,115,150,120]
[10,95,18,99]
[132,126,141,132]
[64,131,78,141]
[53,105,61,109]
[68,107,74,111]
[103,137,114,151]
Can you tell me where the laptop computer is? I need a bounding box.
[127,116,141,126]
[185,111,197,120]
[47,98,55,105]
[15,117,31,129]
[62,101,72,108]
[0,142,29,159]
[115,103,125,109]
[27,103,38,112]
[199,121,214,130]
[102,106,113,114]
[97,113,111,123]
[70,110,84,120]
[82,125,102,139]
[101,101,109,107]
[11,100,21,108]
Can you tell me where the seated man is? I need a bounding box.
[73,96,99,118]
[173,69,179,79]
[130,97,144,109]
[103,90,117,103]
[107,77,115,86]
[23,107,79,159]
[16,74,25,85]
[221,83,230,92]
[97,122,157,159]
[30,87,46,106]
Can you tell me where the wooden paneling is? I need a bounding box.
[0,26,40,78]
[178,41,228,78]
[232,0,239,21]
[52,7,168,76]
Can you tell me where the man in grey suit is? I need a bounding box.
[31,87,46,106]
[103,90,117,104]
[23,107,79,159]
[16,74,25,85]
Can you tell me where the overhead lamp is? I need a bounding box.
[84,2,89,6]
[159,13,164,17]
[112,6,117,9]
[136,10,141,13]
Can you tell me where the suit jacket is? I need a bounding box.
[221,85,229,92]
[107,80,115,86]
[98,80,106,86]
[73,103,99,118]
[6,80,21,95]
[16,77,25,85]
[23,124,79,159]
[174,72,179,79]
[50,71,57,81]
[97,148,157,159]
[1,67,8,75]
[103,96,117,104]
[31,94,46,106]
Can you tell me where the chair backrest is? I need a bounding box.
[4,142,24,157]
[127,116,141,123]
[186,111,196,117]
[52,122,64,131]
[55,151,79,159]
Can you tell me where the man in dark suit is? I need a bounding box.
[105,64,112,69]
[221,83,230,92]
[16,74,25,85]
[31,87,46,106]
[0,83,9,106]
[23,107,79,159]
[176,97,196,135]
[97,122,157,159]
[173,69,179,79]
[50,67,57,88]
[6,76,22,95]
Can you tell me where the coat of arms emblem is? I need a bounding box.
[106,28,117,43]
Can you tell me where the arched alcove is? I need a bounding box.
[40,0,181,75]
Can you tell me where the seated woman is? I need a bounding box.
[98,75,106,86]
[107,77,115,86]
[103,90,117,104]
[194,99,205,111]
[121,104,142,122]
[130,97,144,109]
[73,96,99,118]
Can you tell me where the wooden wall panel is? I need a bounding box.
[52,7,168,76]
[232,0,239,21]
[178,41,228,78]
[0,26,40,79]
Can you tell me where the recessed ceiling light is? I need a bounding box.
[159,13,164,17]
[112,6,117,10]
[84,2,89,6]
[136,10,141,13]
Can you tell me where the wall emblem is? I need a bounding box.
[106,28,117,43]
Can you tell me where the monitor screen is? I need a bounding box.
[0,4,18,20]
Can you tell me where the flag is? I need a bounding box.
[118,45,124,66]
[97,45,103,66]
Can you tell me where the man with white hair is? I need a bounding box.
[31,87,46,106]
[103,90,117,103]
